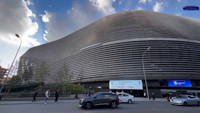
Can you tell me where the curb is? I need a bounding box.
[0,100,79,105]
[0,98,167,105]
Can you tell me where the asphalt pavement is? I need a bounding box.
[0,100,200,113]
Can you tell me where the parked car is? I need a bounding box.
[171,95,200,106]
[167,92,193,102]
[79,92,119,109]
[117,93,134,104]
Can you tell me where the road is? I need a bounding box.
[0,100,200,113]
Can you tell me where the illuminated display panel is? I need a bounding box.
[109,80,143,90]
[168,80,192,87]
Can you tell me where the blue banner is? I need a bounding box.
[168,80,192,87]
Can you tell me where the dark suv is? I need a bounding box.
[79,92,119,109]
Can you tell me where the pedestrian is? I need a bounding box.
[116,91,119,94]
[144,92,146,98]
[151,92,155,100]
[74,93,78,99]
[32,91,38,102]
[55,90,59,102]
[87,91,91,97]
[45,89,50,104]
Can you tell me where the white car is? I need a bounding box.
[171,95,200,106]
[117,93,134,104]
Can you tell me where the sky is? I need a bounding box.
[0,0,200,69]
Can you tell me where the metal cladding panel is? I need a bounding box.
[19,39,200,83]
[22,10,200,60]
[18,10,200,83]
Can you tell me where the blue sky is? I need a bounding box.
[32,0,200,43]
[0,0,200,70]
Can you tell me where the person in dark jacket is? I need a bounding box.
[32,92,38,102]
[151,92,155,100]
[87,91,91,97]
[55,90,59,102]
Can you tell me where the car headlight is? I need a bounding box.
[81,99,85,102]
[79,99,84,104]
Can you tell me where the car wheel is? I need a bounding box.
[128,99,133,104]
[183,102,188,106]
[85,102,92,109]
[197,101,200,106]
[111,101,117,109]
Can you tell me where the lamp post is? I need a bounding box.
[142,47,151,100]
[0,34,22,94]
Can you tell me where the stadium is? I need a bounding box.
[18,10,200,97]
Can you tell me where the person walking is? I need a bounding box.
[32,91,38,102]
[55,90,59,102]
[116,91,119,94]
[144,92,146,98]
[151,92,155,100]
[74,93,78,99]
[87,91,91,97]
[45,89,50,104]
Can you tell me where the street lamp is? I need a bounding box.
[0,34,22,94]
[142,47,151,100]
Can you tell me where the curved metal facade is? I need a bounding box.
[18,10,200,83]
[64,38,200,82]
[18,38,200,83]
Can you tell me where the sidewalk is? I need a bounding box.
[0,97,167,105]
[0,100,79,105]
[133,97,167,102]
[0,94,86,101]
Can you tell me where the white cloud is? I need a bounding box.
[43,0,116,42]
[25,0,33,6]
[90,0,115,15]
[177,0,181,2]
[0,0,40,47]
[175,13,181,16]
[0,0,40,68]
[43,30,48,41]
[139,0,152,4]
[153,2,163,12]
[136,6,143,10]
[40,11,52,23]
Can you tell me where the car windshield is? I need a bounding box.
[188,95,196,98]
[92,93,100,97]
[176,95,187,98]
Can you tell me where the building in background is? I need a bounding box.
[0,66,7,84]
[18,10,200,97]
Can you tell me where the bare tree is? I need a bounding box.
[35,62,50,83]
[57,64,70,83]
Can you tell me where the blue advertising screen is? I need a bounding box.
[168,80,192,87]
